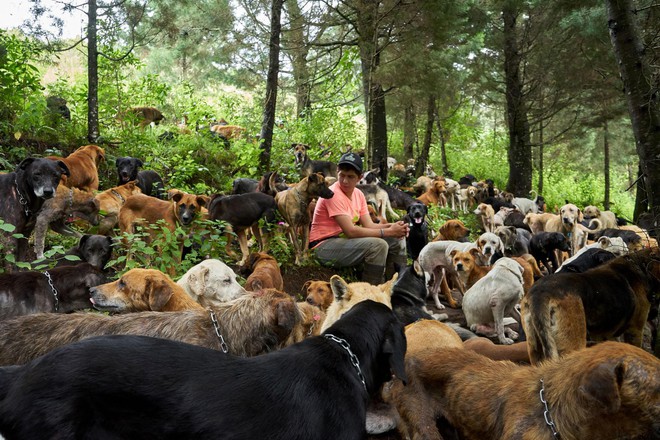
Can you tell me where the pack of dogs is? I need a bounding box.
[0,146,658,439]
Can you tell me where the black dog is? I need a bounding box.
[391,261,433,325]
[0,263,106,319]
[0,157,69,270]
[405,202,429,260]
[115,157,166,199]
[0,300,406,440]
[484,196,515,212]
[503,209,531,232]
[557,248,617,273]
[54,234,113,270]
[232,171,288,196]
[529,232,571,274]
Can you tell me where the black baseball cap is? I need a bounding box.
[338,152,363,174]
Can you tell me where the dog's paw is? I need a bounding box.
[432,313,448,321]
[500,337,515,345]
[434,302,446,310]
[504,328,519,340]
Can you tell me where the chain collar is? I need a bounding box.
[111,189,126,204]
[14,178,31,217]
[208,308,229,353]
[324,333,366,391]
[44,271,60,312]
[539,378,560,439]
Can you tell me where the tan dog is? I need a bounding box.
[119,192,206,237]
[95,181,142,234]
[416,179,446,206]
[450,248,490,290]
[473,202,495,232]
[89,268,204,312]
[0,289,299,364]
[432,218,470,241]
[404,319,463,357]
[275,173,334,265]
[583,205,618,229]
[320,273,398,332]
[119,106,164,128]
[243,252,284,291]
[286,302,326,345]
[523,211,558,234]
[457,186,477,213]
[463,337,530,364]
[385,342,660,440]
[302,280,333,311]
[544,203,590,255]
[33,185,100,259]
[47,144,105,192]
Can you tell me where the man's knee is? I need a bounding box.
[364,238,388,265]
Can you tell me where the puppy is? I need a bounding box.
[303,280,333,311]
[462,257,524,344]
[176,259,247,307]
[404,202,429,259]
[47,144,105,192]
[473,202,495,233]
[385,342,660,440]
[90,268,205,312]
[242,252,284,291]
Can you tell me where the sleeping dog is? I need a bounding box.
[0,300,406,440]
[405,202,429,260]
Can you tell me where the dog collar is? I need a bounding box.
[14,177,31,217]
[111,189,126,204]
[208,308,229,353]
[539,379,560,438]
[44,271,60,312]
[324,334,366,391]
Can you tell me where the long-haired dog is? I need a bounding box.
[0,301,406,440]
[0,289,299,365]
[385,341,659,440]
[521,247,660,364]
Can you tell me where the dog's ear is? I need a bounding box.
[185,265,209,297]
[301,280,312,293]
[196,195,209,208]
[578,361,623,414]
[135,158,144,168]
[381,272,399,295]
[146,276,175,311]
[330,275,350,301]
[171,192,183,203]
[449,249,458,258]
[115,157,123,167]
[413,260,424,277]
[275,297,297,335]
[250,279,264,291]
[598,236,611,247]
[468,248,480,257]
[577,209,584,223]
[383,322,407,385]
[56,160,71,177]
[79,234,91,248]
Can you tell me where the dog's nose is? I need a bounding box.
[42,188,55,198]
[456,263,463,271]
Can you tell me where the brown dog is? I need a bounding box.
[275,173,334,265]
[450,248,490,290]
[463,337,530,364]
[432,219,470,241]
[302,280,333,311]
[521,247,660,365]
[242,252,284,291]
[95,181,142,234]
[0,289,300,365]
[89,268,204,312]
[33,185,100,259]
[47,144,105,192]
[473,202,495,233]
[416,179,446,206]
[119,106,164,128]
[386,341,659,440]
[119,192,206,237]
[286,302,326,345]
[210,123,246,140]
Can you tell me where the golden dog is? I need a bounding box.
[544,203,592,255]
[432,219,470,241]
[95,181,142,234]
[583,205,618,229]
[523,211,559,234]
[243,252,284,291]
[386,341,659,440]
[89,268,204,312]
[285,302,326,345]
[119,106,164,128]
[47,144,105,192]
[473,202,495,233]
[416,179,446,206]
[302,280,333,311]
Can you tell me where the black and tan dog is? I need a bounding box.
[207,192,278,265]
[0,263,106,319]
[293,143,338,178]
[521,247,660,365]
[385,341,660,440]
[0,157,69,270]
[275,173,334,265]
[0,300,406,440]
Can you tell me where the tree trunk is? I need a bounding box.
[538,119,544,196]
[87,0,99,143]
[416,95,434,177]
[403,103,415,159]
[259,0,284,173]
[285,0,311,118]
[603,120,610,210]
[370,83,388,180]
[502,4,532,196]
[607,0,660,230]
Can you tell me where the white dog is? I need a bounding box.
[556,236,629,272]
[462,257,524,345]
[177,259,247,307]
[476,232,505,263]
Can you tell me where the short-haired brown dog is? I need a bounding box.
[89,268,204,312]
[119,106,164,128]
[302,280,333,311]
[47,144,105,192]
[432,219,470,242]
[450,248,490,290]
[416,179,447,206]
[385,341,659,440]
[242,252,284,291]
[119,192,206,237]
[95,181,143,234]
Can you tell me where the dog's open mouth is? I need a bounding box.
[413,217,424,224]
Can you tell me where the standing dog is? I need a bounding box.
[0,157,69,269]
[0,301,406,440]
[521,247,660,364]
[473,202,495,232]
[385,342,660,440]
[242,252,284,291]
[293,143,338,178]
[118,106,164,128]
[95,181,143,234]
[529,231,571,274]
[0,263,106,319]
[404,202,429,260]
[276,173,334,265]
[116,157,166,199]
[416,179,447,207]
[177,259,247,307]
[47,144,105,192]
[583,205,618,229]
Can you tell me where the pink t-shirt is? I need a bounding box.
[309,181,368,243]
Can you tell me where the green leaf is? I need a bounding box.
[0,223,16,232]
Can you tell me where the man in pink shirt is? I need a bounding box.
[309,152,409,284]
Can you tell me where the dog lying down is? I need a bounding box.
[385,341,659,440]
[0,289,299,365]
[0,300,406,440]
